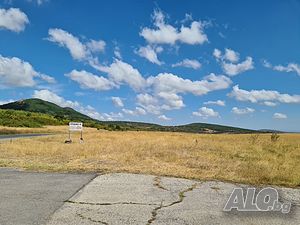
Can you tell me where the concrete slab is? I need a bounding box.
[46,173,300,225]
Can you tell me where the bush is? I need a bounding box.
[271,133,280,142]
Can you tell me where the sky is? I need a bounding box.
[0,0,300,131]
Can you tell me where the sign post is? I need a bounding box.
[66,122,83,143]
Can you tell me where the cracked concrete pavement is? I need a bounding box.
[46,173,300,225]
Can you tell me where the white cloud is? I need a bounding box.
[86,39,106,53]
[172,59,201,70]
[26,0,49,5]
[228,85,300,104]
[48,28,88,60]
[222,57,254,76]
[158,92,185,110]
[135,73,231,115]
[231,107,255,115]
[224,48,239,63]
[263,60,300,76]
[0,55,54,88]
[67,56,231,116]
[38,74,56,84]
[137,45,163,65]
[262,59,272,68]
[262,101,277,107]
[66,70,116,91]
[158,114,171,121]
[273,113,287,119]
[47,28,105,61]
[192,107,219,118]
[33,89,80,108]
[204,100,225,106]
[213,48,254,76]
[111,97,124,108]
[97,59,146,91]
[114,46,122,59]
[0,8,29,32]
[0,99,14,105]
[213,48,222,59]
[122,107,146,116]
[140,9,208,45]
[102,112,123,121]
[147,73,232,96]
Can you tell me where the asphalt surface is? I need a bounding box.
[0,133,50,140]
[0,168,96,225]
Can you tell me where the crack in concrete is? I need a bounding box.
[153,176,169,191]
[66,200,159,207]
[76,212,109,225]
[146,183,198,225]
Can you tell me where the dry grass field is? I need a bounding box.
[0,126,299,187]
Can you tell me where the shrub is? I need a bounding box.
[271,133,280,143]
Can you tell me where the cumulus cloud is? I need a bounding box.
[136,45,163,65]
[67,56,231,116]
[273,113,287,119]
[213,48,222,59]
[114,46,122,59]
[157,92,185,110]
[136,92,184,115]
[33,89,80,108]
[47,28,105,61]
[261,101,277,107]
[231,107,255,115]
[213,48,254,76]
[122,107,146,116]
[0,99,14,105]
[97,59,146,91]
[222,57,254,76]
[158,114,171,121]
[204,100,225,106]
[38,74,56,84]
[147,73,232,96]
[0,8,29,32]
[86,39,106,53]
[262,60,300,76]
[66,70,116,91]
[192,107,219,118]
[228,85,300,104]
[224,48,239,63]
[172,59,201,70]
[134,72,231,115]
[111,97,124,108]
[0,55,55,88]
[140,9,208,45]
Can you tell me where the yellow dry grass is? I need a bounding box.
[0,126,299,187]
[0,125,66,134]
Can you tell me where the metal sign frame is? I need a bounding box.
[67,122,83,142]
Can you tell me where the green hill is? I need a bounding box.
[0,99,257,133]
[0,109,65,128]
[0,99,93,122]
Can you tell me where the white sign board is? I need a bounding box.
[69,122,83,131]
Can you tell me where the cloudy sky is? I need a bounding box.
[0,0,299,131]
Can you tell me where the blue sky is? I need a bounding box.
[0,0,300,131]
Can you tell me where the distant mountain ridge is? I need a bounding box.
[0,98,258,133]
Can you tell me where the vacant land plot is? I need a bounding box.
[0,126,299,187]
